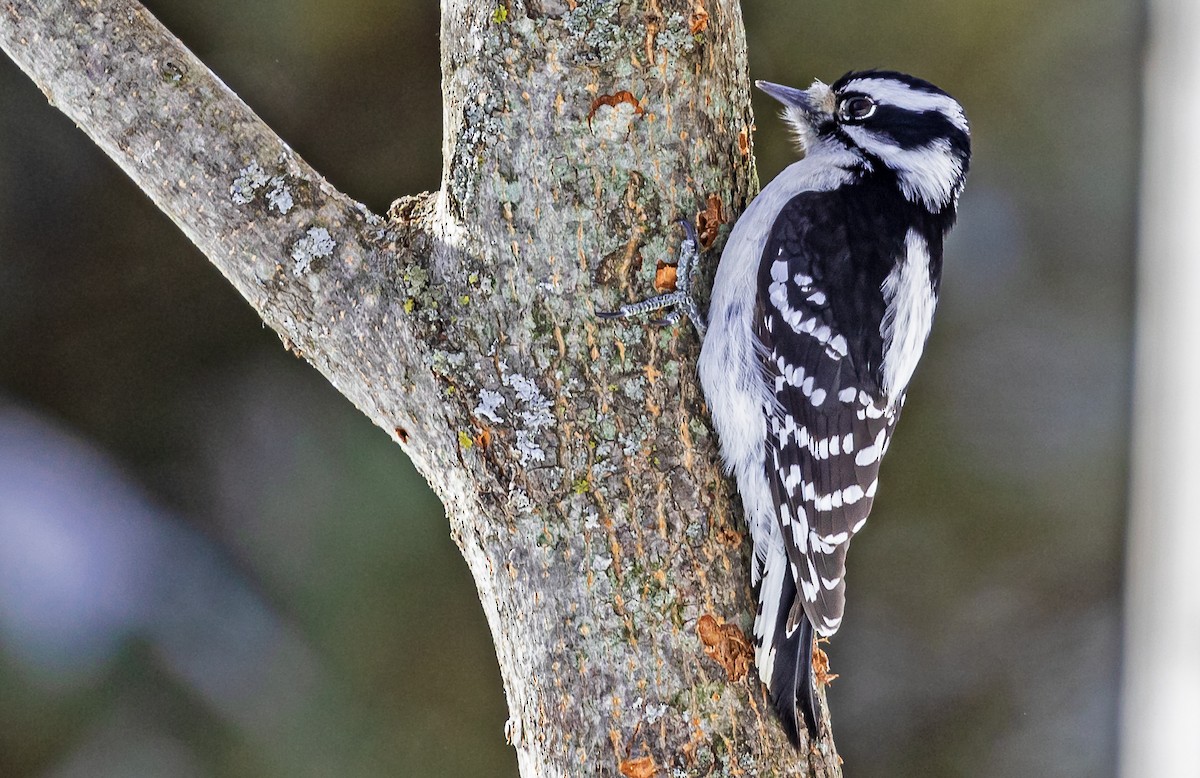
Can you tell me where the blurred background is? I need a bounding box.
[0,1,1140,776]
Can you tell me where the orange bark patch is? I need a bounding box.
[653,260,677,292]
[697,614,752,682]
[696,194,727,250]
[689,1,709,34]
[813,642,839,688]
[714,526,744,548]
[738,125,753,157]
[644,0,663,64]
[619,755,659,778]
[588,91,644,128]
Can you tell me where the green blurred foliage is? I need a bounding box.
[0,0,1137,776]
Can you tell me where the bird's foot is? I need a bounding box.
[597,220,707,337]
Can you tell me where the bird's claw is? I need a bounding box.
[596,219,708,337]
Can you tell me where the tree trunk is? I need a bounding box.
[0,0,841,773]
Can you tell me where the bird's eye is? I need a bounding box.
[838,96,877,122]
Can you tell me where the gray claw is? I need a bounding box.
[596,220,708,337]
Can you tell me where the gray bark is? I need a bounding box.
[1,0,842,774]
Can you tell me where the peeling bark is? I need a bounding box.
[1,0,843,774]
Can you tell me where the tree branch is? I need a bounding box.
[2,0,843,773]
[0,0,453,471]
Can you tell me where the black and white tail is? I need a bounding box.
[754,539,818,746]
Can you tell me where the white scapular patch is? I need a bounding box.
[879,230,937,403]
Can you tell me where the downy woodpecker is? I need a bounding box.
[602,70,971,746]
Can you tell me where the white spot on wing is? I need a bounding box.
[855,429,890,466]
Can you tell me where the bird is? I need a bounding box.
[600,69,971,747]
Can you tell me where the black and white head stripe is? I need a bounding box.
[764,70,972,213]
[831,71,969,135]
[830,71,971,211]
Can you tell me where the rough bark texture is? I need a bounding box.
[1,0,842,774]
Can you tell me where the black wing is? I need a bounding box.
[755,189,900,637]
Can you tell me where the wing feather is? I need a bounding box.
[754,190,899,637]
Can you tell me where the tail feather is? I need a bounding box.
[754,542,819,747]
[766,575,817,747]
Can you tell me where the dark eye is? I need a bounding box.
[838,96,877,122]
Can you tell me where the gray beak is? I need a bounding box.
[755,80,830,122]
[756,80,815,111]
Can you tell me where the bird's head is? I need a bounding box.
[757,70,972,212]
